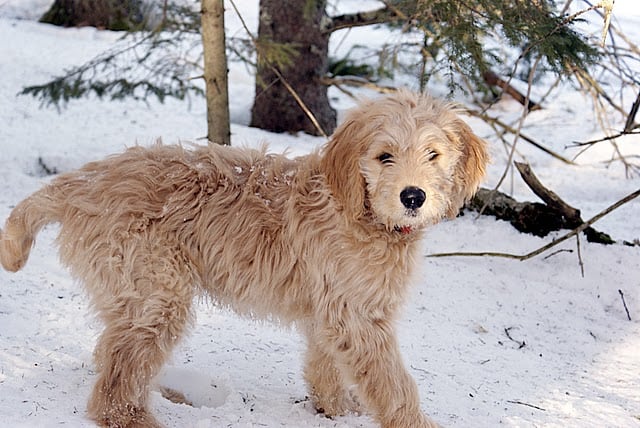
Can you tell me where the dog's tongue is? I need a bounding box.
[398,225,412,235]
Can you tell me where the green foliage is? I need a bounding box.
[21,2,204,108]
[388,0,601,89]
[329,57,375,78]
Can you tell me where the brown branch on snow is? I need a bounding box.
[600,0,615,47]
[467,188,566,238]
[427,187,640,260]
[482,71,541,112]
[514,161,614,245]
[514,162,580,220]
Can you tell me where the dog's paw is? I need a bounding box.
[310,388,362,418]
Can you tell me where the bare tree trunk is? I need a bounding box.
[201,0,231,145]
[250,0,336,136]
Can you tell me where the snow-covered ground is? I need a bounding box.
[0,1,639,427]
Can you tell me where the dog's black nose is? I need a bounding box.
[400,186,426,210]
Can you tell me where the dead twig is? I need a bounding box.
[504,327,526,349]
[506,400,546,412]
[568,129,640,147]
[542,249,574,259]
[576,234,585,277]
[618,289,632,321]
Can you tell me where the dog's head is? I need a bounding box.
[320,90,488,234]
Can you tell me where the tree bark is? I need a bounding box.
[250,0,336,136]
[201,0,231,145]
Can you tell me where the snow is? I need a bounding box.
[1,1,639,427]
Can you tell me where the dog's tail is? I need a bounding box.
[1,187,61,272]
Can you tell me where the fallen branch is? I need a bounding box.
[514,162,614,244]
[427,188,640,260]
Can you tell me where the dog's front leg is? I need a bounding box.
[322,316,439,428]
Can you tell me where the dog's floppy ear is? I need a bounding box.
[320,118,368,222]
[447,121,489,218]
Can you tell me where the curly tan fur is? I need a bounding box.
[0,91,488,428]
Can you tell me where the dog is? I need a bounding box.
[1,90,488,428]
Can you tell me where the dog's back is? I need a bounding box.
[0,143,272,272]
[0,143,326,313]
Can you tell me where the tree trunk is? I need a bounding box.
[250,0,336,136]
[201,0,231,145]
[40,0,146,31]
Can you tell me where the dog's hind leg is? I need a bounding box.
[85,240,195,428]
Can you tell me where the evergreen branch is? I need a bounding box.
[19,2,204,108]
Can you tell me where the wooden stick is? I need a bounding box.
[514,162,581,223]
[618,289,632,321]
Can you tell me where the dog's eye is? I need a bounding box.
[427,151,439,161]
[377,152,394,164]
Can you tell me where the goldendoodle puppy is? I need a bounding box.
[1,90,488,428]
